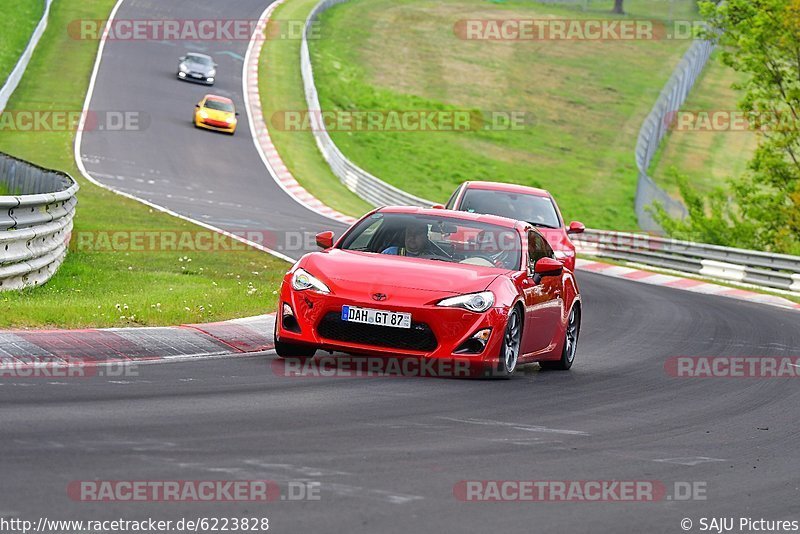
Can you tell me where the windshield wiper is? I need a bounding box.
[527,221,559,229]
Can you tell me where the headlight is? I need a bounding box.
[199,110,208,119]
[179,63,189,73]
[208,69,216,77]
[225,116,235,124]
[291,268,330,294]
[437,291,494,313]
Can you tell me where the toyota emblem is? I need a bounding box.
[372,293,387,301]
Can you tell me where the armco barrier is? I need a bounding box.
[0,0,53,113]
[301,0,433,208]
[0,151,78,290]
[573,229,800,295]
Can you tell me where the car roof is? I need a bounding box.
[204,95,233,104]
[377,206,529,231]
[186,53,212,59]
[462,181,551,198]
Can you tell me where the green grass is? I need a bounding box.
[0,0,44,86]
[259,0,374,218]
[649,53,758,197]
[304,0,701,230]
[0,0,288,329]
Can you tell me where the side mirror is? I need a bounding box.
[533,257,563,277]
[567,221,585,235]
[195,104,200,108]
[235,112,240,116]
[315,231,334,249]
[431,204,445,209]
[179,56,186,61]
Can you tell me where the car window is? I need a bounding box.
[528,230,554,268]
[205,100,234,112]
[459,188,561,229]
[339,212,521,269]
[445,184,463,209]
[187,54,212,65]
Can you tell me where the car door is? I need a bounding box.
[520,230,563,355]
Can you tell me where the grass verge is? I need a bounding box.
[649,53,757,197]
[259,0,374,218]
[304,0,701,230]
[0,0,288,329]
[0,0,44,86]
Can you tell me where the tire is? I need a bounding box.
[486,306,522,379]
[273,320,316,360]
[274,339,316,360]
[541,305,580,371]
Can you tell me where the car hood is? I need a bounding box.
[302,249,509,295]
[200,107,234,121]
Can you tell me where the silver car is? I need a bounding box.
[177,53,216,85]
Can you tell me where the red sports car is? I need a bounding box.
[445,181,585,272]
[273,207,582,378]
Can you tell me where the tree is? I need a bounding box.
[655,0,800,255]
[612,0,624,14]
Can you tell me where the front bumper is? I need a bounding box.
[275,282,510,371]
[177,71,214,85]
[195,116,236,133]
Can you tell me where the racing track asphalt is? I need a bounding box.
[77,0,349,253]
[1,0,798,532]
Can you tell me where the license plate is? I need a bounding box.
[341,305,411,329]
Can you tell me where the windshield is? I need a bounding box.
[204,99,234,112]
[339,212,522,269]
[186,54,212,65]
[458,188,562,229]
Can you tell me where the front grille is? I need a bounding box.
[317,312,437,351]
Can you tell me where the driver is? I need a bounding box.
[381,221,436,257]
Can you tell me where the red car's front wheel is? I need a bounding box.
[485,306,522,379]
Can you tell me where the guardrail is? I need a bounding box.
[0,151,78,291]
[301,0,433,208]
[572,229,800,295]
[0,0,53,113]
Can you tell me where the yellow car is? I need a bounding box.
[194,95,238,135]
